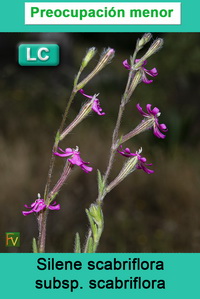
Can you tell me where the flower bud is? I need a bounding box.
[106,156,138,193]
[75,48,115,92]
[134,38,164,69]
[146,38,164,57]
[82,47,97,69]
[137,33,152,50]
[99,47,115,66]
[60,95,98,140]
[121,117,155,143]
[126,71,142,102]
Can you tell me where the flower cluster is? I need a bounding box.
[118,146,154,174]
[123,59,158,84]
[22,195,60,216]
[79,89,105,116]
[54,147,93,173]
[137,103,168,139]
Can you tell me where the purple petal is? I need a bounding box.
[146,104,160,116]
[68,153,82,166]
[64,148,74,155]
[24,204,31,208]
[146,104,152,114]
[153,126,166,139]
[58,147,65,153]
[137,162,154,174]
[117,146,128,157]
[117,146,136,157]
[22,198,60,216]
[139,156,147,163]
[125,148,131,154]
[33,202,46,213]
[118,150,131,157]
[142,166,154,174]
[142,72,153,84]
[135,59,147,67]
[54,152,70,158]
[136,103,149,117]
[143,67,158,77]
[79,89,93,99]
[22,210,33,216]
[145,168,154,174]
[54,147,74,158]
[80,90,105,116]
[92,99,105,116]
[81,164,93,173]
[123,59,131,70]
[159,123,168,131]
[150,107,160,116]
[48,202,60,210]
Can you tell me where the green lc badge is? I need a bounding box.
[18,44,60,66]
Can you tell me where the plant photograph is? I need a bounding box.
[0,33,200,253]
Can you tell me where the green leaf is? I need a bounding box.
[48,192,58,205]
[55,130,60,145]
[89,204,103,226]
[86,237,94,253]
[74,233,81,253]
[118,135,123,146]
[86,209,97,239]
[32,238,38,253]
[97,169,102,194]
[97,169,105,196]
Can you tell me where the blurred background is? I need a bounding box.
[0,33,200,253]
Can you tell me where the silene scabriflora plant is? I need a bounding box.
[22,33,167,253]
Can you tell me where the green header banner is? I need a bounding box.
[0,0,199,32]
[1,253,199,298]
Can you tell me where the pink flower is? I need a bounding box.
[137,103,168,139]
[54,147,93,173]
[79,89,105,116]
[123,59,158,84]
[22,196,60,216]
[118,146,154,174]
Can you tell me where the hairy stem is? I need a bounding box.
[40,90,76,253]
[48,162,73,201]
[37,210,48,253]
[44,91,76,201]
[103,48,140,187]
[103,103,126,183]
